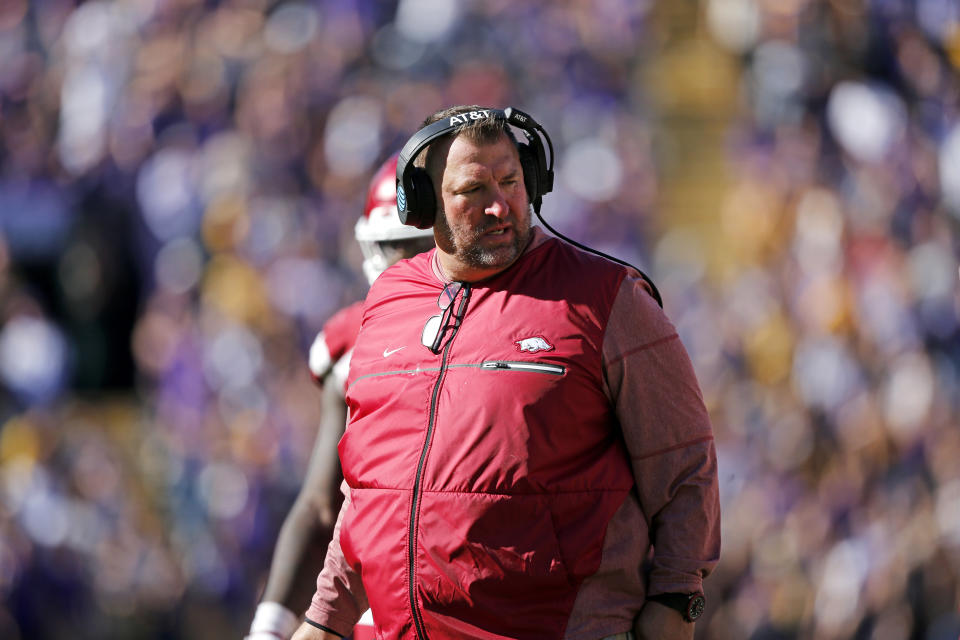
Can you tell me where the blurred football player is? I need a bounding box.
[246,154,434,640]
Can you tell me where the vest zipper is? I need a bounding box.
[408,283,471,640]
[480,360,566,375]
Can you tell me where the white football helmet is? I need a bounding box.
[355,154,435,285]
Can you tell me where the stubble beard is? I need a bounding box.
[436,208,532,271]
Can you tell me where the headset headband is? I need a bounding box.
[395,107,554,227]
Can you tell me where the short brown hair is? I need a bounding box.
[414,105,518,172]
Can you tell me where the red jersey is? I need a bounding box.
[308,300,365,385]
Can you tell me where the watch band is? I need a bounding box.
[647,592,706,622]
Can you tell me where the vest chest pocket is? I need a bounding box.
[480,360,565,376]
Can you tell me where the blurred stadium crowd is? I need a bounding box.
[0,0,958,638]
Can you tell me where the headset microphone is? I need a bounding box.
[395,107,662,307]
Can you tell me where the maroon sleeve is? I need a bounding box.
[304,483,368,633]
[602,272,721,595]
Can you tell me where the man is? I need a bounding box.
[293,106,720,640]
[247,154,434,640]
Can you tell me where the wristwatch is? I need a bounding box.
[647,592,706,622]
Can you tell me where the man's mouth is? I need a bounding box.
[484,225,511,237]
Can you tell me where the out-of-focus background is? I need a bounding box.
[0,0,958,638]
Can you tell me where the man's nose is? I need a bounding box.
[484,189,510,218]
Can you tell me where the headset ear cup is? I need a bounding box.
[404,167,436,229]
[517,143,539,206]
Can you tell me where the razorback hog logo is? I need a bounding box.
[515,336,554,353]
[449,110,491,126]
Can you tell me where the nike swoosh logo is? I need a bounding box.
[383,346,406,357]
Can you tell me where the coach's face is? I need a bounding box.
[430,133,532,282]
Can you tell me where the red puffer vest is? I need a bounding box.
[339,237,635,639]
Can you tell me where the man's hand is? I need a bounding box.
[634,600,695,640]
[290,622,341,640]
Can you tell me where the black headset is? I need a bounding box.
[394,107,662,307]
